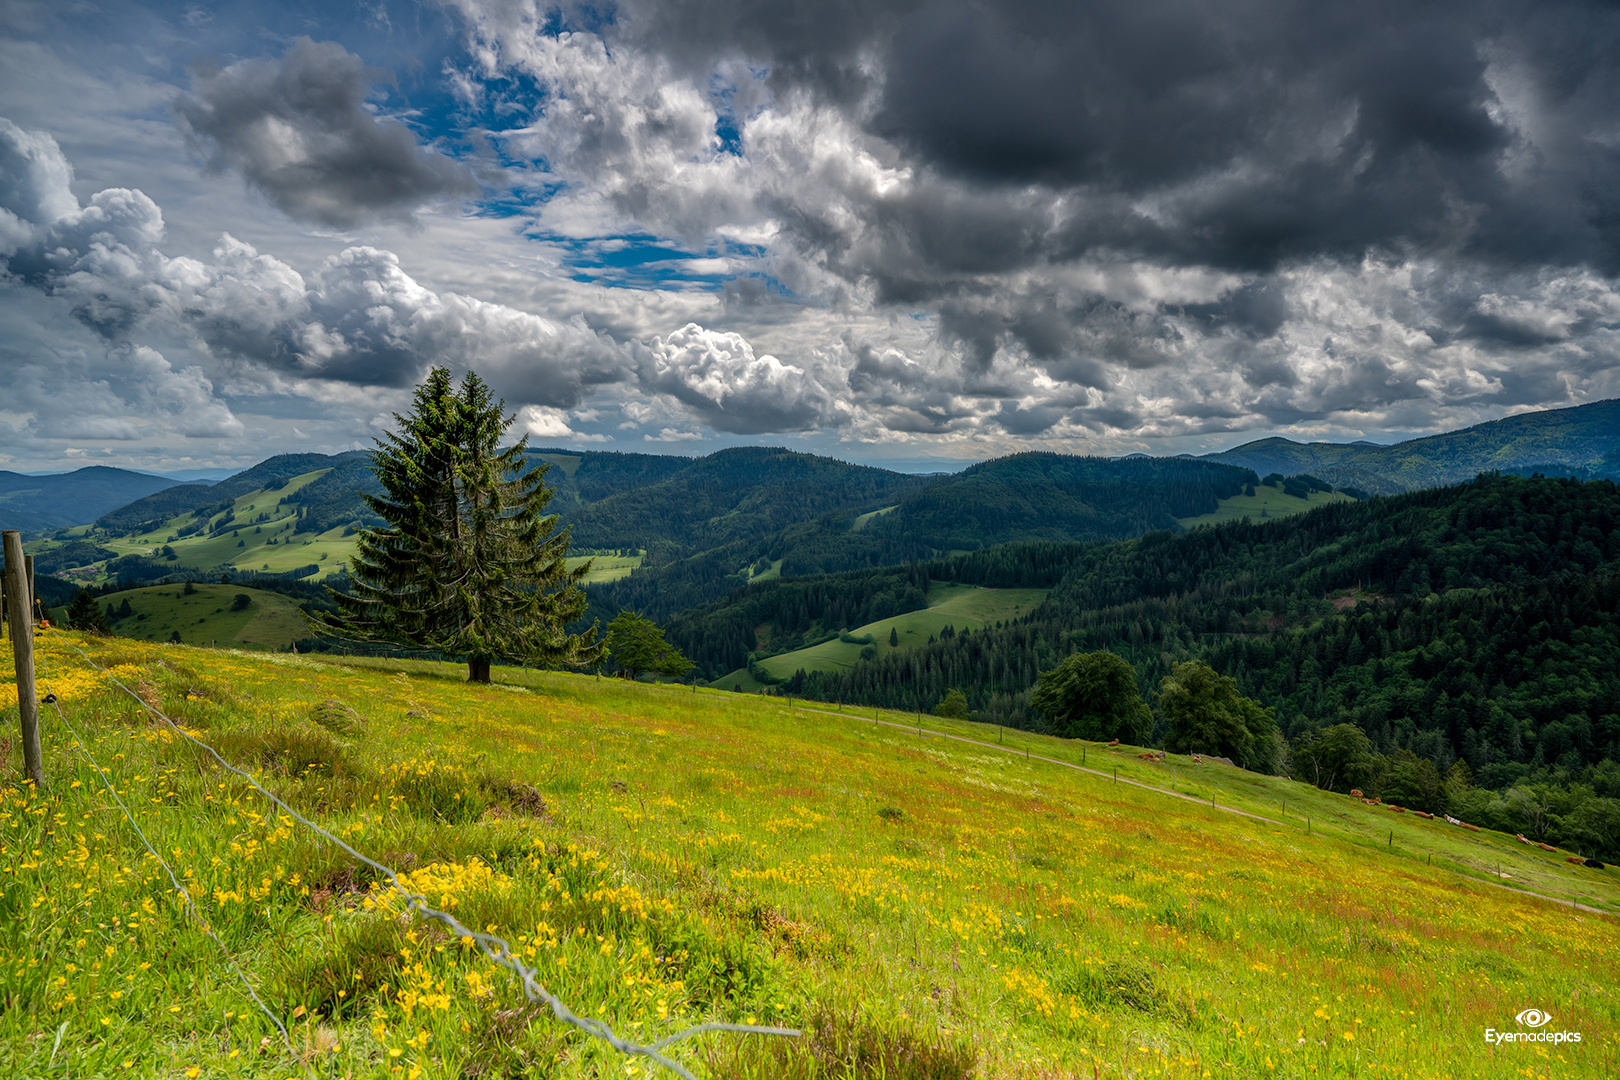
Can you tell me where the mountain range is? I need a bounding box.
[1199,398,1620,493]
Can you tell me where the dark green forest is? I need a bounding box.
[664,475,1620,855]
[586,455,1254,623]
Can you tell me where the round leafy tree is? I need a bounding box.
[605,611,694,681]
[1159,660,1279,771]
[1030,650,1151,743]
[330,367,600,682]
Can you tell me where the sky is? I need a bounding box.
[2,0,1619,476]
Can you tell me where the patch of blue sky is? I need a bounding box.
[549,235,742,289]
[474,177,567,221]
[406,69,550,152]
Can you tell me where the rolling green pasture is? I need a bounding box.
[99,469,354,581]
[88,583,314,650]
[2,633,1614,1079]
[1177,484,1354,528]
[715,582,1049,688]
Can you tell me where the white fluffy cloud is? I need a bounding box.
[0,118,635,411]
[641,323,845,434]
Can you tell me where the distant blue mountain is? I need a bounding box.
[0,467,185,535]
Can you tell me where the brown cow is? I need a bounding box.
[1567,855,1586,864]
[1108,739,1119,747]
[1350,789,1363,798]
[1537,842,1558,853]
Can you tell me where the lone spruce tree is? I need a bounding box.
[331,367,600,682]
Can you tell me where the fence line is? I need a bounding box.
[31,643,301,1066]
[52,638,799,1080]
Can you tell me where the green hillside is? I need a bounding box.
[92,583,313,650]
[5,632,1615,1079]
[1203,397,1620,492]
[100,468,355,582]
[714,582,1048,691]
[1177,482,1354,527]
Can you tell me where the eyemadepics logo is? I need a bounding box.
[1485,1008,1581,1045]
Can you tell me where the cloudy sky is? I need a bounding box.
[2,0,1619,476]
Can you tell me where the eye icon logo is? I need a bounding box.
[1516,1009,1552,1028]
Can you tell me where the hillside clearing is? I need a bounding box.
[714,582,1049,689]
[83,583,314,650]
[1177,485,1354,528]
[99,468,354,582]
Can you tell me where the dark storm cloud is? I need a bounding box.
[176,37,477,227]
[608,0,1620,276]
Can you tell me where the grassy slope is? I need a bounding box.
[102,469,355,581]
[92,469,632,587]
[715,583,1050,690]
[3,632,1615,1079]
[566,553,644,585]
[1176,485,1353,528]
[93,583,313,650]
[850,505,898,531]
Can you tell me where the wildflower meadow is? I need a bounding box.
[1,630,1614,1078]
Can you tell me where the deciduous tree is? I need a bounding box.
[1160,659,1279,771]
[1030,651,1151,743]
[605,611,693,680]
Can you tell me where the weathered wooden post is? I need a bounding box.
[3,532,44,788]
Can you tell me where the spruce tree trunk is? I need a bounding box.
[469,655,492,683]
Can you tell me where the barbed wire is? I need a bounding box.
[30,638,303,1068]
[51,637,799,1080]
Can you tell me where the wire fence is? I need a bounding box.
[33,644,301,1065]
[21,633,800,1079]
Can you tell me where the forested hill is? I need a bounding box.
[1202,396,1620,494]
[559,447,925,557]
[583,454,1255,622]
[682,474,1620,798]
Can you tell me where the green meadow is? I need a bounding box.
[1,632,1614,1079]
[80,583,314,651]
[100,469,355,582]
[715,583,1050,691]
[1177,485,1355,529]
[567,553,644,585]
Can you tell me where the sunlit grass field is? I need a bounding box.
[1177,486,1355,529]
[82,584,314,652]
[2,630,1615,1079]
[101,469,354,582]
[718,583,1050,690]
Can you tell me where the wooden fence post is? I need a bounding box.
[3,532,44,788]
